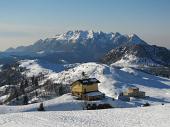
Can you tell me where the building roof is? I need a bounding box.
[128,86,139,90]
[78,78,100,85]
[71,78,100,85]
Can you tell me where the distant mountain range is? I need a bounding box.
[6,30,146,53]
[3,30,170,66]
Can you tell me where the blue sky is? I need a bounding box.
[0,0,170,50]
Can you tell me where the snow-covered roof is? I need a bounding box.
[77,78,100,85]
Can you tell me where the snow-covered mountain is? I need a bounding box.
[5,30,148,63]
[102,44,170,67]
[6,30,146,53]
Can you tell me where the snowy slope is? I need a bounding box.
[0,104,170,127]
[102,44,170,67]
[1,59,168,106]
[18,60,170,106]
[0,59,169,126]
[0,93,134,114]
[0,94,83,114]
[19,59,65,77]
[111,54,160,67]
[48,63,170,103]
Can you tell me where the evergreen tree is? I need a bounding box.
[23,95,28,105]
[35,91,38,97]
[34,78,39,87]
[31,76,35,85]
[59,86,63,95]
[37,103,45,111]
[25,79,29,88]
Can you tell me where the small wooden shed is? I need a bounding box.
[124,87,145,98]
